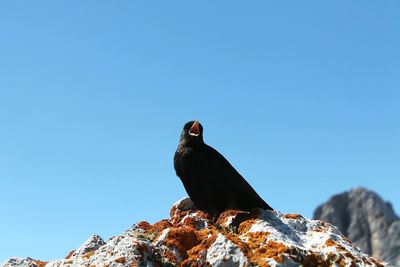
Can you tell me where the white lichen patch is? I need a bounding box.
[206,234,250,267]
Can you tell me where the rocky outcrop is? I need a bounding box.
[314,188,400,266]
[2,197,391,267]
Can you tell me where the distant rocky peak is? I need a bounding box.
[348,188,395,215]
[314,187,400,266]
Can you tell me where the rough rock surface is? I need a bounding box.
[314,188,400,267]
[2,197,391,267]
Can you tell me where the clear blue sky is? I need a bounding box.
[1,0,399,263]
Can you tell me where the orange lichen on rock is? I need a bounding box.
[150,220,173,239]
[171,211,191,225]
[169,202,197,222]
[245,231,270,249]
[370,257,385,267]
[289,247,355,267]
[215,210,243,225]
[183,229,219,266]
[162,226,201,260]
[263,241,290,263]
[237,219,257,234]
[136,221,152,231]
[326,238,349,252]
[178,214,206,230]
[312,226,326,232]
[284,214,304,220]
[344,251,356,260]
[220,231,250,256]
[63,259,73,265]
[190,210,211,222]
[82,251,95,259]
[161,249,180,265]
[325,238,337,247]
[131,240,152,260]
[114,256,126,263]
[321,238,369,266]
[312,220,328,231]
[242,240,290,267]
[169,204,181,218]
[326,238,354,255]
[34,260,48,267]
[65,250,75,259]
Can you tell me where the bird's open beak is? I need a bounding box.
[189,121,200,136]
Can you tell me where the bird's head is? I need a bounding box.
[179,120,204,146]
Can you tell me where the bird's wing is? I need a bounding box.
[173,151,182,177]
[205,145,273,211]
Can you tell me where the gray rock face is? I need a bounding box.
[1,258,38,267]
[314,187,400,266]
[73,234,106,256]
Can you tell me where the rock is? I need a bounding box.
[172,197,197,212]
[2,197,392,267]
[1,258,46,267]
[73,234,106,256]
[314,187,400,266]
[205,233,249,267]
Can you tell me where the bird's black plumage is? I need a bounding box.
[174,121,273,217]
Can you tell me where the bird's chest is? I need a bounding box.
[178,149,214,179]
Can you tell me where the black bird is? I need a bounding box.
[174,120,273,217]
